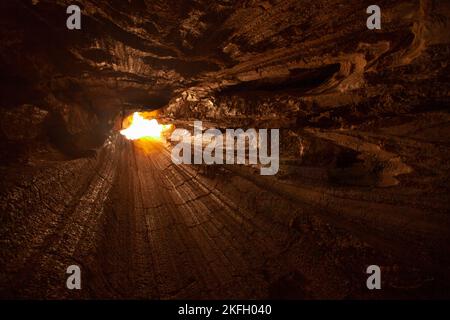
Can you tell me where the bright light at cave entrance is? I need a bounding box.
[120,112,170,140]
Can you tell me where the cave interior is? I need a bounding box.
[0,0,450,299]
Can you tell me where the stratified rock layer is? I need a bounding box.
[0,0,449,299]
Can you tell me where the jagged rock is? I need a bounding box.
[0,0,449,300]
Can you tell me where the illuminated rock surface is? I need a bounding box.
[0,0,449,299]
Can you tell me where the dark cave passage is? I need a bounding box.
[1,0,450,300]
[1,120,450,299]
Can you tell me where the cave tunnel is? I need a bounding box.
[1,0,450,301]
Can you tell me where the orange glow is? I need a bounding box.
[120,112,171,140]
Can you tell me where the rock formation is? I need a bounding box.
[0,0,449,299]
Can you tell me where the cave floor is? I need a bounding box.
[0,136,449,299]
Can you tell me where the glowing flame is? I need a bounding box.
[120,112,171,140]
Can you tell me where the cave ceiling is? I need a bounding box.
[1,0,448,124]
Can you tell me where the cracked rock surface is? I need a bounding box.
[0,0,449,299]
